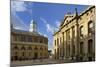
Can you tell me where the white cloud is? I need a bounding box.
[43,34,48,37]
[40,17,47,24]
[38,32,48,37]
[40,17,54,34]
[55,21,61,28]
[11,1,29,31]
[46,24,54,34]
[11,9,29,31]
[40,17,61,34]
[11,1,27,12]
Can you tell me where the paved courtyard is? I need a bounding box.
[11,59,75,66]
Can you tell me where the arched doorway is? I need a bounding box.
[14,56,18,61]
[80,42,84,61]
[34,52,38,59]
[88,39,93,61]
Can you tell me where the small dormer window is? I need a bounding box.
[87,12,89,16]
[80,17,82,20]
[90,10,93,13]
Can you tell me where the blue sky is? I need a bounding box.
[11,1,90,50]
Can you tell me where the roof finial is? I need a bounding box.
[75,8,78,17]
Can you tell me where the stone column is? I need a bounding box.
[74,25,78,59]
[70,28,73,60]
[62,32,64,59]
[64,31,66,59]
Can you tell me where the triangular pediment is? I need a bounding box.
[60,14,75,27]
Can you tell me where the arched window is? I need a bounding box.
[14,56,18,61]
[40,47,43,50]
[28,46,32,50]
[14,46,18,50]
[80,26,84,37]
[21,46,25,50]
[88,21,94,34]
[40,38,43,43]
[34,46,38,50]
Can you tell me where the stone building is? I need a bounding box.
[53,6,95,61]
[11,20,48,62]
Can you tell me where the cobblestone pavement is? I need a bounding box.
[11,59,75,66]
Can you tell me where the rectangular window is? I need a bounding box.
[88,21,94,34]
[57,38,59,46]
[14,35,18,41]
[72,26,75,38]
[80,42,83,55]
[21,35,25,42]
[80,26,84,37]
[40,38,43,43]
[55,40,56,46]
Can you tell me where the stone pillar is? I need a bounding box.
[75,23,80,61]
[59,38,60,59]
[74,25,78,60]
[92,22,95,61]
[62,32,64,59]
[64,31,66,59]
[69,28,72,60]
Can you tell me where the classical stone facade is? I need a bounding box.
[53,6,95,61]
[11,21,48,62]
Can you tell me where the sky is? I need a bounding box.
[11,1,90,50]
